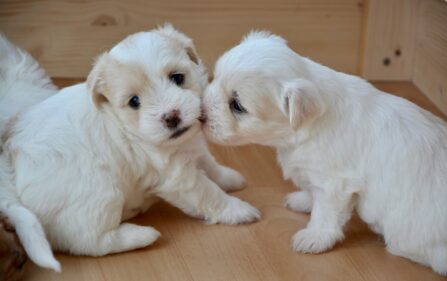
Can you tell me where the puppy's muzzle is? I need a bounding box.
[198,108,207,124]
[162,110,181,129]
[170,126,191,139]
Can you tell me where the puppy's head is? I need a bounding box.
[87,24,207,146]
[202,31,325,146]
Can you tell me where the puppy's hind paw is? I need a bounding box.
[215,166,246,192]
[292,227,343,254]
[216,197,260,224]
[284,191,313,213]
[116,223,161,250]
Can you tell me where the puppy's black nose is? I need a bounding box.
[162,110,181,129]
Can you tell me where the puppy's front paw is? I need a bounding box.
[284,191,313,213]
[214,166,246,192]
[216,197,260,224]
[292,227,343,254]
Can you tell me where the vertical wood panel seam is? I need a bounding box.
[358,0,370,77]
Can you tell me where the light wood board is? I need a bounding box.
[412,0,447,116]
[23,80,446,281]
[361,0,418,80]
[0,0,364,78]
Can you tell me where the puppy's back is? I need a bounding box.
[0,35,57,145]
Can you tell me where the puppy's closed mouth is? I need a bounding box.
[198,108,207,123]
[170,126,191,139]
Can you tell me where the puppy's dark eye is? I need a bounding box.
[169,73,185,86]
[229,98,247,114]
[128,95,140,109]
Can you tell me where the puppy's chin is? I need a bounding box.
[163,122,201,146]
[202,127,243,146]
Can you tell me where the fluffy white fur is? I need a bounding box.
[0,35,60,272]
[202,31,447,275]
[0,25,260,266]
[0,35,57,148]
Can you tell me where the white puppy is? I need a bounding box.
[0,25,260,266]
[0,35,60,271]
[202,31,447,275]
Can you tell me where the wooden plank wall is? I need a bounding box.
[0,0,364,78]
[360,0,418,80]
[412,0,447,116]
[1,0,446,114]
[361,0,447,115]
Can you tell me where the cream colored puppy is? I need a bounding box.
[202,32,447,275]
[0,25,260,268]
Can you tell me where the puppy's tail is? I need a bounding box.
[0,170,61,272]
[0,34,56,93]
[0,35,57,139]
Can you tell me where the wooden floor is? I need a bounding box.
[24,81,446,281]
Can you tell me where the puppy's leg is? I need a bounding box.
[429,245,447,276]
[198,149,245,191]
[284,190,313,213]
[292,184,354,254]
[67,222,160,256]
[157,170,259,224]
[53,198,160,256]
[94,223,160,255]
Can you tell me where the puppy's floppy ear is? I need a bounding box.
[156,23,200,65]
[185,46,199,65]
[280,79,325,130]
[87,53,110,109]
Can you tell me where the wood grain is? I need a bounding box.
[22,80,446,281]
[374,81,446,119]
[361,0,418,80]
[412,0,447,116]
[0,0,364,77]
